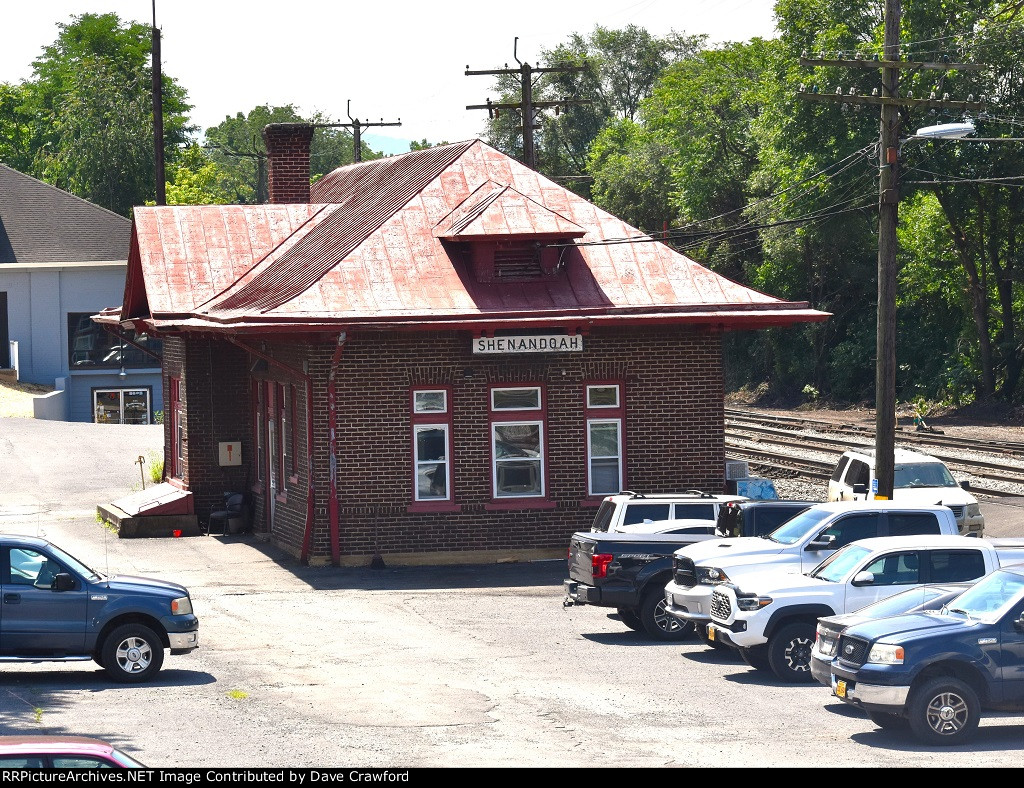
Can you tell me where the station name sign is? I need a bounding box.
[472,334,583,354]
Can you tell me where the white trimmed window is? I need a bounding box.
[412,389,452,502]
[585,383,623,496]
[490,386,545,498]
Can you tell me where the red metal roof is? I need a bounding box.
[120,140,829,332]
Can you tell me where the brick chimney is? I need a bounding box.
[262,123,314,203]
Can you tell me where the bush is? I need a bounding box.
[147,451,164,484]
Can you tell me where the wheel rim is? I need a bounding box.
[925,691,970,736]
[783,635,814,674]
[115,636,153,674]
[654,598,681,633]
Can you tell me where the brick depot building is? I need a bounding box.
[103,125,828,566]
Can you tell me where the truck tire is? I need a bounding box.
[617,608,643,632]
[766,622,816,683]
[740,646,771,670]
[101,623,164,683]
[907,676,980,745]
[867,710,909,730]
[639,590,695,641]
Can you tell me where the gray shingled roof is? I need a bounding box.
[0,164,131,264]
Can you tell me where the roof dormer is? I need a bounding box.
[435,180,586,282]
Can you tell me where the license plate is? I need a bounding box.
[835,679,847,698]
[707,625,716,641]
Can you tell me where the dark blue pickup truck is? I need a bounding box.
[829,563,1024,744]
[1,534,199,682]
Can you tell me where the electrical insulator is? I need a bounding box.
[802,50,808,58]
[836,86,843,94]
[848,87,856,95]
[943,93,950,101]
[967,94,974,102]
[930,91,937,99]
[811,85,819,94]
[872,88,879,96]
[906,91,914,99]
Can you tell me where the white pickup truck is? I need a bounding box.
[663,501,961,644]
[705,534,1024,683]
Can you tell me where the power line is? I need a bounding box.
[316,100,401,163]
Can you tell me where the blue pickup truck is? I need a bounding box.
[1,534,199,682]
[829,563,1024,744]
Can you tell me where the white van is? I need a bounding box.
[827,447,984,536]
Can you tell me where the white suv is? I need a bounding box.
[589,490,748,533]
[827,447,984,536]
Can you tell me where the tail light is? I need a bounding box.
[592,553,614,579]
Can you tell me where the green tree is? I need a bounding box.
[163,143,241,206]
[482,25,704,192]
[0,12,193,215]
[204,105,380,203]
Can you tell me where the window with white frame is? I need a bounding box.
[491,386,545,498]
[585,383,623,496]
[412,389,451,502]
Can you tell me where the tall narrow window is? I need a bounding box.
[169,378,183,479]
[585,383,623,496]
[278,383,288,493]
[490,385,545,498]
[253,381,265,483]
[412,389,452,502]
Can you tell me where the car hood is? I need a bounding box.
[892,488,976,505]
[840,611,976,642]
[675,536,786,564]
[728,568,826,595]
[100,575,189,597]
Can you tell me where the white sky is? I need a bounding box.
[1,1,778,154]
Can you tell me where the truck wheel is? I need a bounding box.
[767,622,816,683]
[639,591,695,641]
[740,646,771,670]
[617,608,643,632]
[907,676,980,745]
[867,710,909,730]
[101,624,164,683]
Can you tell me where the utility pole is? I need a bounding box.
[466,37,589,170]
[151,0,165,205]
[796,2,984,499]
[318,101,402,163]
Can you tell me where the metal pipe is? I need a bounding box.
[326,333,347,566]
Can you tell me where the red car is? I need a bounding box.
[0,736,146,768]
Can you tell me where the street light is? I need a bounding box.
[875,118,978,500]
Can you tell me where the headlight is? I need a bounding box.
[966,503,981,517]
[735,593,772,611]
[697,566,730,585]
[867,643,904,664]
[170,596,193,616]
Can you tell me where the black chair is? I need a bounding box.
[208,492,246,536]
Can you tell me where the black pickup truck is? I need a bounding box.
[563,499,819,641]
[563,529,714,640]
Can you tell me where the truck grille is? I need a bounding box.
[835,634,870,667]
[673,556,697,587]
[710,589,732,620]
[946,504,965,519]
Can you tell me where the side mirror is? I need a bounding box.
[807,534,836,550]
[1015,615,1024,634]
[851,571,875,587]
[960,481,971,490]
[53,573,75,592]
[852,484,868,495]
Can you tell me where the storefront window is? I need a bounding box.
[93,389,151,425]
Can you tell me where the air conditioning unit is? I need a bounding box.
[725,460,750,481]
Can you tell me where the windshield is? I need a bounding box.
[810,544,872,582]
[893,462,957,489]
[46,543,102,580]
[938,569,1024,624]
[856,585,949,617]
[767,508,833,545]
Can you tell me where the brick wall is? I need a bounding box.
[174,326,725,566]
[262,123,314,204]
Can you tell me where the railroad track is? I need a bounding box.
[725,408,1024,498]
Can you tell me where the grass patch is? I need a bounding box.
[226,690,249,700]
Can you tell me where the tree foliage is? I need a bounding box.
[0,12,193,216]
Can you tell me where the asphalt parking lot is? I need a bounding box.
[1,418,1024,768]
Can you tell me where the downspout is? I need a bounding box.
[327,333,347,566]
[226,337,317,564]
